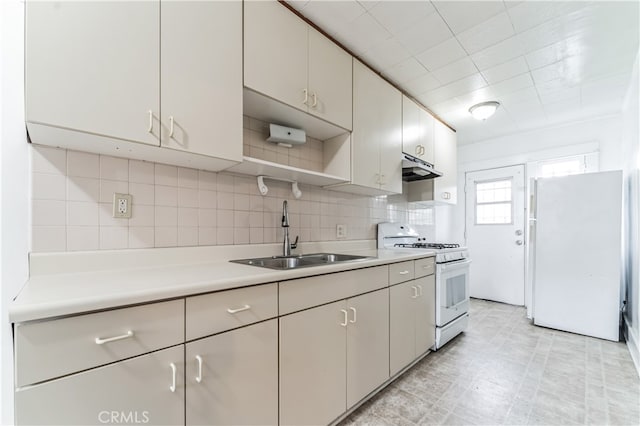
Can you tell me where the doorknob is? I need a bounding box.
[516,240,523,245]
[515,230,523,236]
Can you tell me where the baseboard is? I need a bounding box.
[624,317,640,378]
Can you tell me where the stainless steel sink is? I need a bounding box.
[230,253,373,270]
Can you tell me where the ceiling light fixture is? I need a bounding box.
[469,101,500,120]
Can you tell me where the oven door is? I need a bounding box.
[436,259,471,327]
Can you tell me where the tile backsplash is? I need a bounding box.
[30,144,434,253]
[242,116,325,173]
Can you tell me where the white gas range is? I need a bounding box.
[378,223,471,350]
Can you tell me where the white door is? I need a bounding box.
[465,165,526,305]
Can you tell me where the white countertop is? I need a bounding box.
[11,242,435,323]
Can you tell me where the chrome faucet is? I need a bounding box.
[282,200,298,256]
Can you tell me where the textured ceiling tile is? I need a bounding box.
[368,1,436,36]
[507,1,590,33]
[491,73,534,97]
[415,38,468,71]
[457,12,515,54]
[431,57,479,86]
[334,12,391,53]
[401,72,442,96]
[382,57,428,84]
[302,1,366,28]
[357,0,381,11]
[471,36,525,70]
[432,0,505,34]
[498,86,540,107]
[394,12,453,55]
[481,56,530,84]
[361,38,412,71]
[524,37,584,70]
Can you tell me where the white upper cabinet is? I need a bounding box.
[26,1,160,146]
[25,1,242,171]
[433,120,458,204]
[307,28,353,130]
[402,96,434,164]
[244,0,352,131]
[244,0,308,113]
[160,1,242,162]
[407,119,458,204]
[347,60,402,195]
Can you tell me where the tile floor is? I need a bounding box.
[340,299,640,426]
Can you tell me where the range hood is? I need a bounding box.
[402,153,442,181]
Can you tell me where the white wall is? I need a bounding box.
[621,52,640,375]
[0,0,29,423]
[452,114,624,244]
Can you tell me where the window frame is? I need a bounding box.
[474,177,514,226]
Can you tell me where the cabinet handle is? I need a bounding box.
[195,355,203,383]
[169,116,175,138]
[95,330,134,345]
[303,88,309,105]
[411,286,418,299]
[417,284,423,297]
[311,92,317,108]
[227,304,251,314]
[169,362,177,392]
[147,110,153,133]
[399,270,410,275]
[380,174,386,185]
[340,309,348,327]
[349,307,357,324]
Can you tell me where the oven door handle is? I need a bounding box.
[439,259,472,272]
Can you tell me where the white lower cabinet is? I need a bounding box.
[14,257,436,426]
[279,288,389,426]
[186,320,278,426]
[390,275,436,376]
[15,345,184,426]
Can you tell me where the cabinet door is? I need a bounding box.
[434,120,458,204]
[15,345,184,426]
[419,109,435,165]
[415,275,437,356]
[346,288,390,408]
[244,0,308,112]
[186,320,278,426]
[25,1,159,146]
[352,60,383,189]
[308,28,353,130]
[402,95,421,158]
[378,81,403,194]
[390,281,417,376]
[280,301,347,426]
[161,1,242,161]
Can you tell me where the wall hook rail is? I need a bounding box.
[257,176,302,199]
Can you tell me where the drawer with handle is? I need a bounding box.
[414,257,435,278]
[186,282,277,341]
[14,299,184,387]
[389,261,415,285]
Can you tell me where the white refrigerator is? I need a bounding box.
[531,170,622,341]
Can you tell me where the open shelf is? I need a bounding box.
[226,156,350,187]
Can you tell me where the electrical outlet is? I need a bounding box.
[336,224,347,239]
[113,193,132,218]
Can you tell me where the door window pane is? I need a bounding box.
[475,179,512,224]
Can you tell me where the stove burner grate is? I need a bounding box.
[394,243,461,250]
